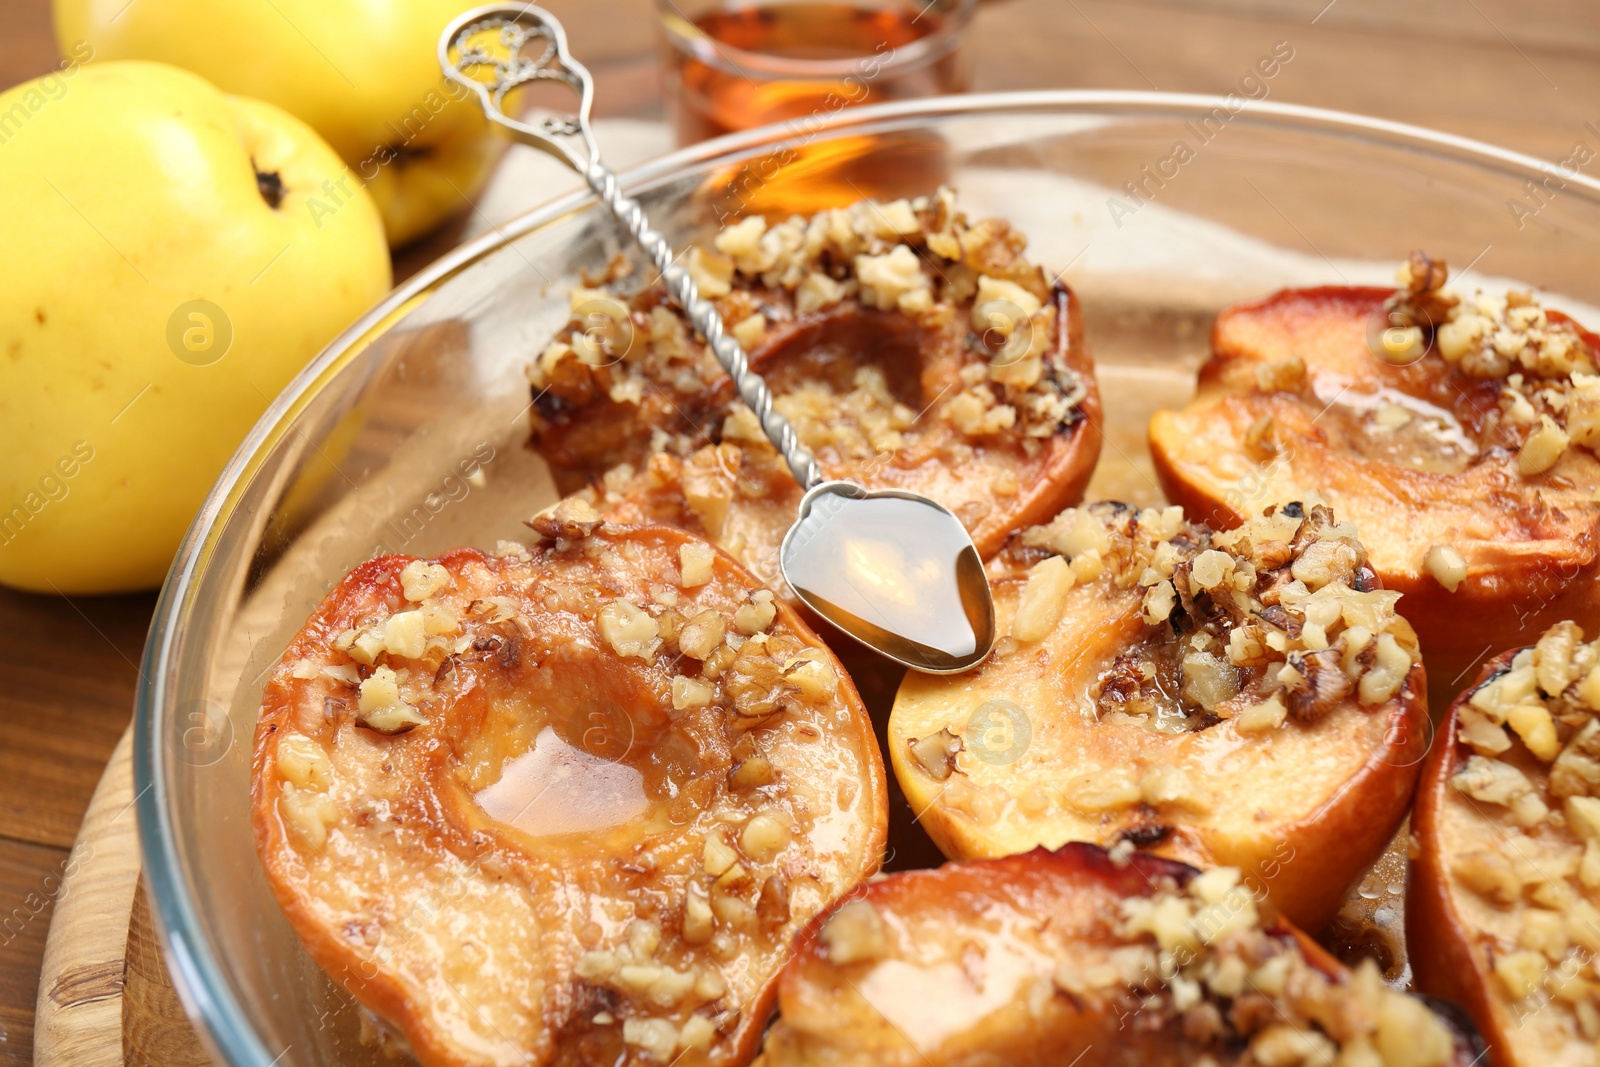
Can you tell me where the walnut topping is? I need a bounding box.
[599,600,662,659]
[579,892,745,1058]
[678,610,726,662]
[356,665,425,735]
[1111,868,1458,1067]
[1454,624,1600,824]
[781,652,836,701]
[1519,415,1570,474]
[725,633,801,725]
[855,245,930,312]
[1453,754,1547,824]
[1017,501,1418,734]
[1385,253,1597,475]
[1442,620,1600,1040]
[279,787,339,851]
[733,589,777,635]
[671,675,714,710]
[740,811,793,863]
[1424,544,1468,593]
[527,187,1084,458]
[908,728,962,781]
[1012,555,1074,642]
[818,900,888,965]
[678,541,716,588]
[1235,693,1288,735]
[529,495,604,540]
[399,560,450,602]
[382,610,426,660]
[276,732,330,790]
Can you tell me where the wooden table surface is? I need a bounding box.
[3,0,1598,1061]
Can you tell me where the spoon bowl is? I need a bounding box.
[781,481,996,674]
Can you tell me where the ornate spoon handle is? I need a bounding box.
[441,4,822,491]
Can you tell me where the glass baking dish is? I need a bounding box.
[134,90,1600,1066]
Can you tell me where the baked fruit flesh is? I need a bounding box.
[1149,254,1600,689]
[526,188,1102,596]
[755,843,1484,1067]
[250,508,888,1067]
[889,500,1427,930]
[1410,620,1600,1067]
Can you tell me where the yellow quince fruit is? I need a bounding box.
[54,0,501,245]
[0,61,391,593]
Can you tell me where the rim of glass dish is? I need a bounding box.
[655,0,977,79]
[135,89,1600,1067]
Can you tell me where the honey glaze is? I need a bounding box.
[473,725,649,837]
[853,920,1057,1052]
[436,616,725,848]
[1312,381,1479,474]
[781,482,994,673]
[458,679,713,846]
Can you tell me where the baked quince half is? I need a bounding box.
[527,188,1101,595]
[889,501,1427,930]
[756,843,1485,1067]
[1150,254,1600,687]
[251,508,887,1067]
[1411,620,1600,1067]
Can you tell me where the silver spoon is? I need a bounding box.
[439,5,994,674]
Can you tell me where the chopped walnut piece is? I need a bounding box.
[599,600,662,660]
[741,811,793,863]
[678,542,716,587]
[908,729,962,782]
[1519,415,1570,475]
[1424,545,1468,593]
[819,900,888,965]
[672,675,714,710]
[356,666,425,735]
[1507,702,1559,761]
[276,732,331,790]
[855,245,930,311]
[1551,720,1600,797]
[1235,693,1288,735]
[382,610,426,660]
[1451,849,1520,906]
[678,610,726,661]
[1453,755,1548,826]
[279,788,338,850]
[724,638,794,724]
[1012,555,1074,642]
[399,560,450,602]
[782,652,837,701]
[530,495,604,540]
[1142,580,1177,625]
[734,589,777,635]
[1567,795,1600,841]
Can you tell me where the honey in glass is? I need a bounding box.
[658,0,977,145]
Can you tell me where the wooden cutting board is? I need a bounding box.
[33,726,210,1067]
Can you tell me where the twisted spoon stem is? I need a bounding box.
[581,162,823,492]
